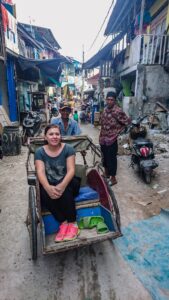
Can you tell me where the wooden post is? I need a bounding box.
[81,44,85,100]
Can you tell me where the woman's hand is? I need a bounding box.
[46,185,62,199]
[55,182,66,197]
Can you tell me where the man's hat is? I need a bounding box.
[106,91,117,99]
[59,102,71,112]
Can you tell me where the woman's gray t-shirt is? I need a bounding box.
[35,144,75,185]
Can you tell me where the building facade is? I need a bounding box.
[0,1,18,125]
[104,0,169,117]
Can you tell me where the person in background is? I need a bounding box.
[57,94,62,106]
[48,99,52,111]
[73,110,79,123]
[51,103,81,136]
[35,124,81,242]
[99,91,131,186]
[91,96,99,125]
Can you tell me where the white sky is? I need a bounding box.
[14,0,113,62]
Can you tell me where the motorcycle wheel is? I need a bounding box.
[144,172,151,184]
[22,129,28,146]
[39,111,47,124]
[34,125,42,137]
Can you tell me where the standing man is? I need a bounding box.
[51,102,81,136]
[99,92,130,185]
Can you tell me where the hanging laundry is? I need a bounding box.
[2,0,13,4]
[1,4,9,32]
[134,10,151,35]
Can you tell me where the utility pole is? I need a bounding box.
[139,0,145,34]
[29,16,35,38]
[81,44,85,100]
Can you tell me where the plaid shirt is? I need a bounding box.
[99,104,131,145]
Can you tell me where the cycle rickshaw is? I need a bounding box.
[26,135,121,260]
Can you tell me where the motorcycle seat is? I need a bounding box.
[133,138,153,148]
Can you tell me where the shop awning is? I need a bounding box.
[17,55,72,83]
[16,55,72,86]
[18,55,71,71]
[83,32,125,69]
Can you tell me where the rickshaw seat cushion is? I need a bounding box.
[75,186,99,202]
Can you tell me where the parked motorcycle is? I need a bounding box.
[22,111,42,145]
[128,116,158,184]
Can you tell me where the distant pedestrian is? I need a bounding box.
[73,110,79,123]
[99,92,131,185]
[91,97,99,125]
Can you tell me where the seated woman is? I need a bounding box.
[35,124,81,242]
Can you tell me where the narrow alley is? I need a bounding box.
[0,123,169,300]
[1,0,169,299]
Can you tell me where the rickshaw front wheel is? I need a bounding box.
[27,186,38,260]
[103,177,121,233]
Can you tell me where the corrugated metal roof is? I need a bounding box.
[20,23,61,50]
[83,31,125,69]
[104,0,157,36]
[83,40,113,69]
[18,23,42,49]
[87,73,100,86]
[104,0,132,36]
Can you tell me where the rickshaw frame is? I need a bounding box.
[26,135,121,260]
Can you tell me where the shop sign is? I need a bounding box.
[1,4,19,54]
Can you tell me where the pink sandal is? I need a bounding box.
[64,223,80,241]
[55,223,68,242]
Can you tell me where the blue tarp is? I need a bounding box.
[83,32,125,69]
[115,209,169,300]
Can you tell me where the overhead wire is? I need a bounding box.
[85,0,122,67]
[98,35,110,52]
[87,0,115,52]
[98,0,120,51]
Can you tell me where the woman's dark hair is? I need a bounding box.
[44,124,61,135]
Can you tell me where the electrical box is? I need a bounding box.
[29,92,49,124]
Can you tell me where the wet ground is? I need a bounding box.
[0,123,169,300]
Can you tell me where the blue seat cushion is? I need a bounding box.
[75,186,99,202]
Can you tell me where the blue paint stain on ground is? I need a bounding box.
[114,209,169,300]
